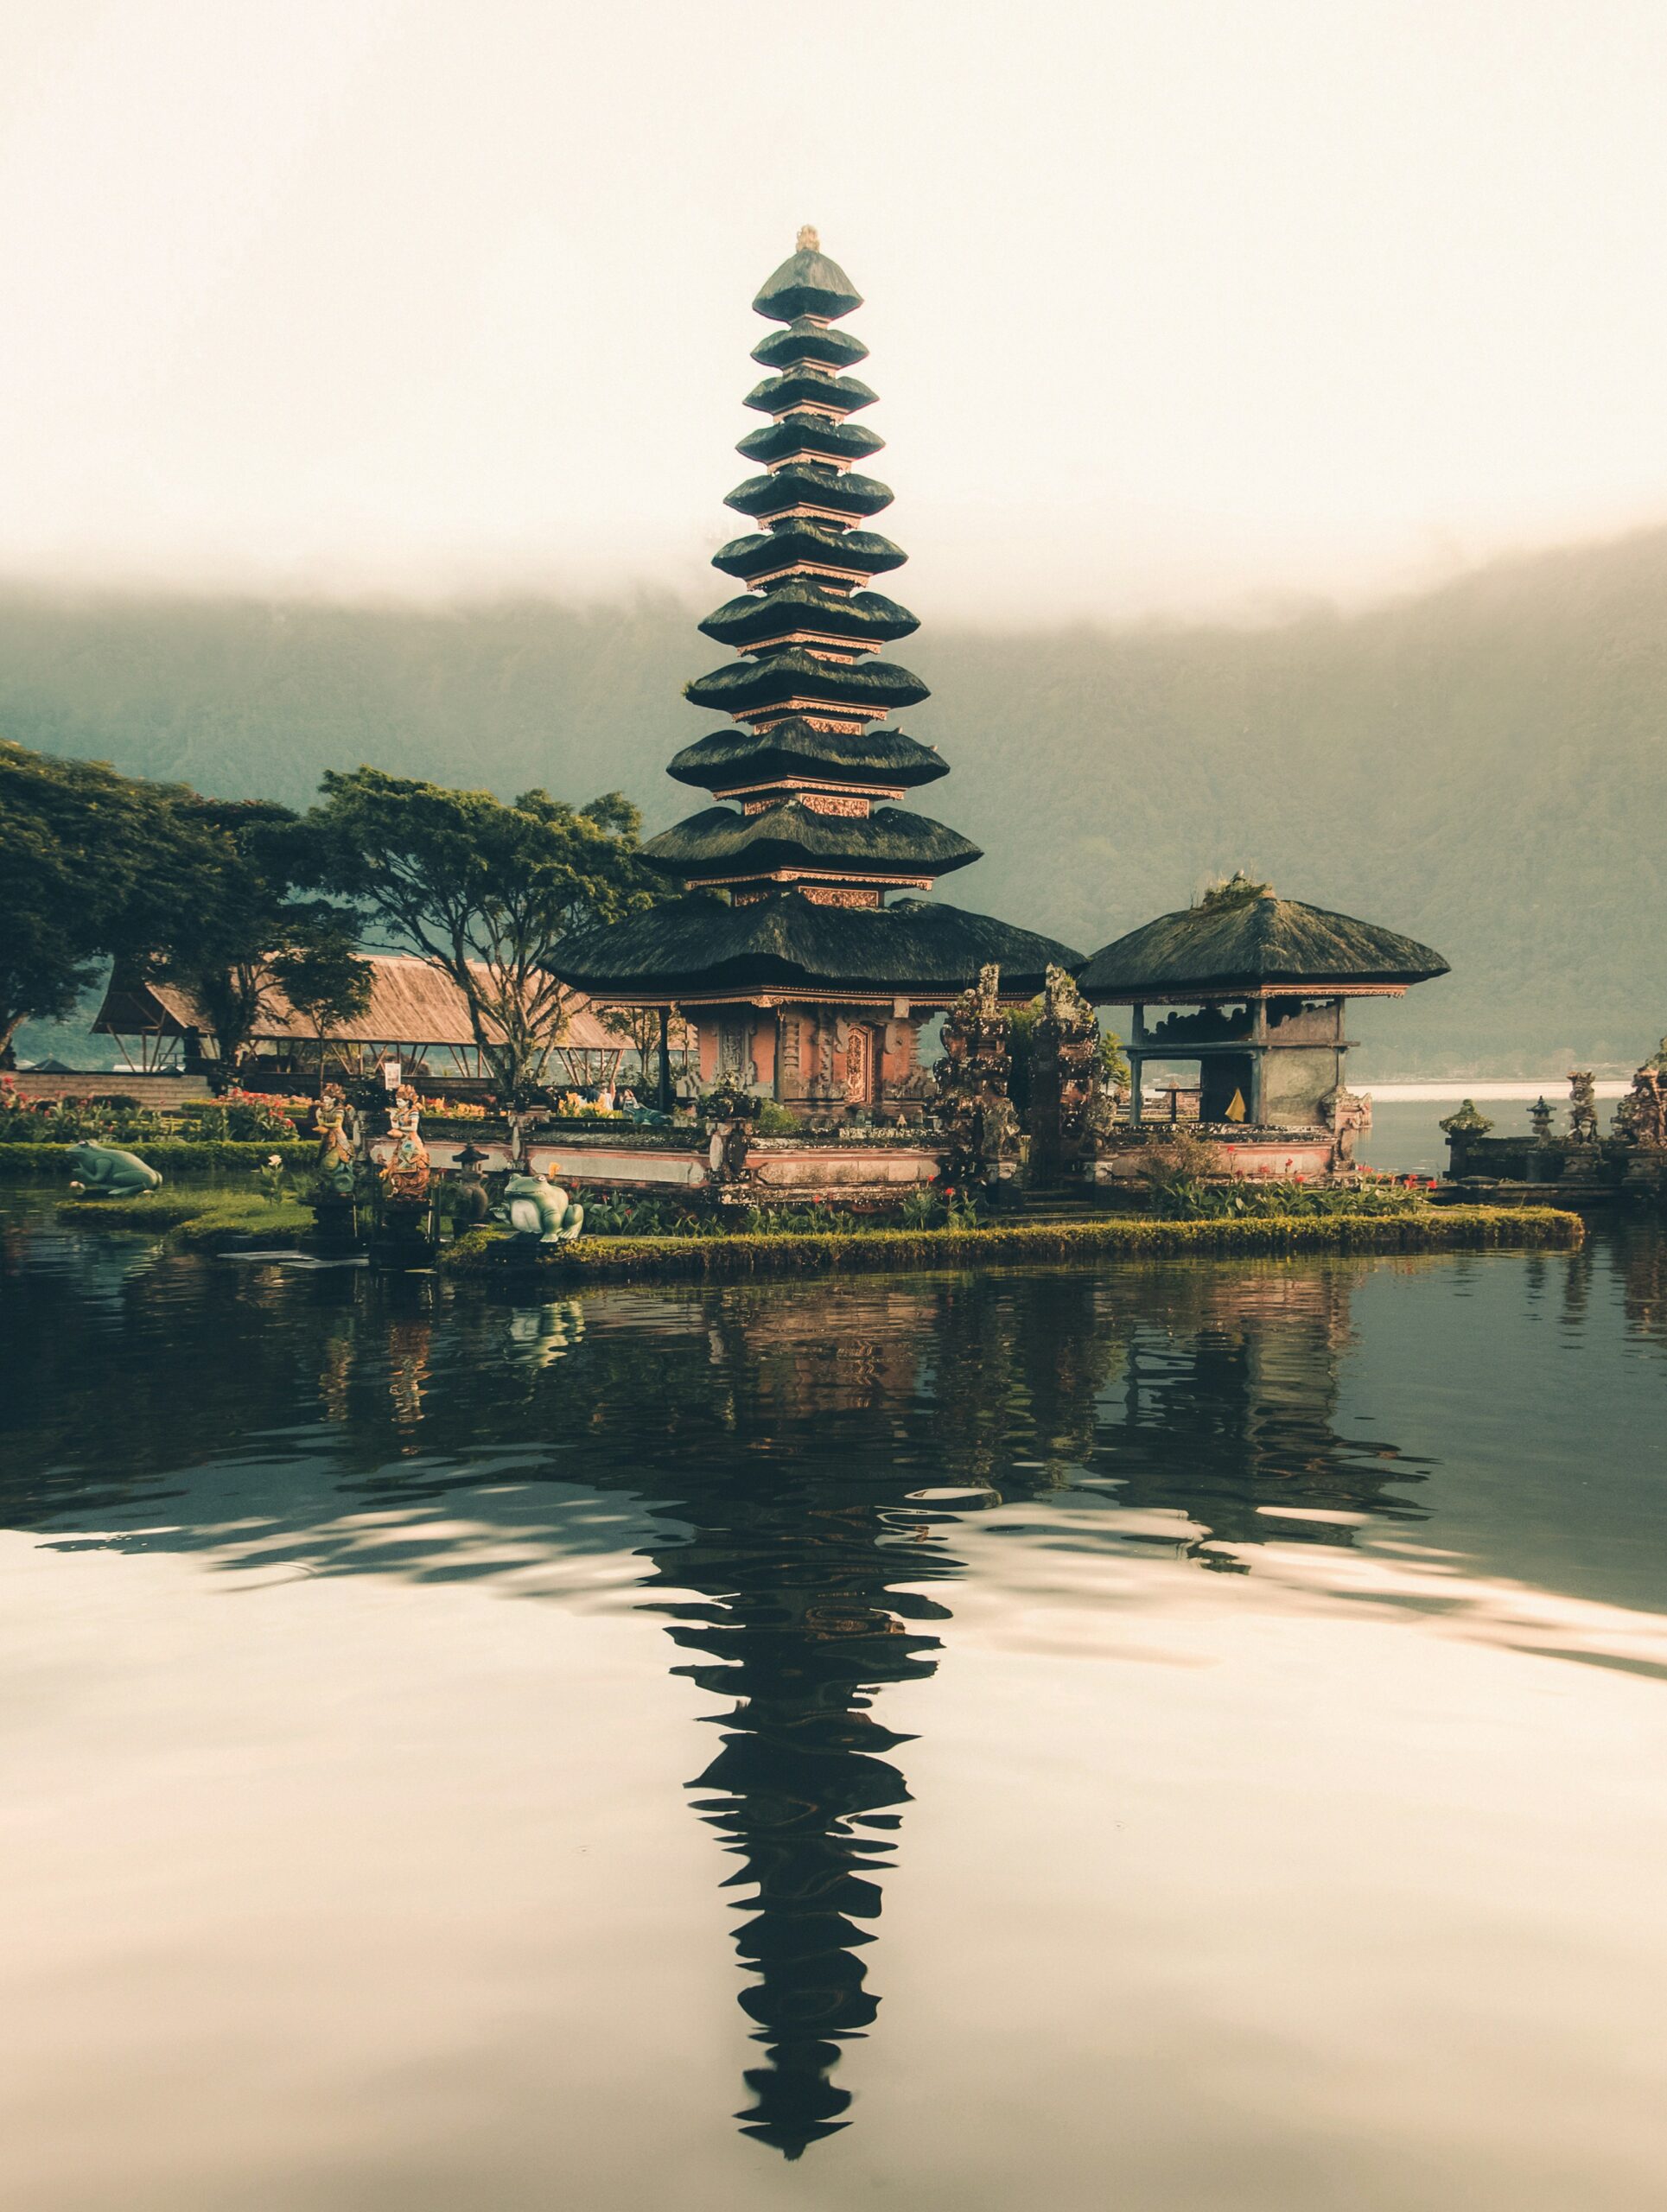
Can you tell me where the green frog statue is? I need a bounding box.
[496,1167,585,1243]
[66,1142,162,1197]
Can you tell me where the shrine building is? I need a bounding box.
[557,230,1079,1114]
[1078,877,1448,1172]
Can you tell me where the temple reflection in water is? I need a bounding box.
[0,1235,1455,2157]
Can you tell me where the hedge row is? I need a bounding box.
[438,1205,1583,1281]
[0,1141,315,1178]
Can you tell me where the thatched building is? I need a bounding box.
[92,955,622,1091]
[1079,877,1447,1164]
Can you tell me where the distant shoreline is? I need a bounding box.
[1365,1080,1629,1102]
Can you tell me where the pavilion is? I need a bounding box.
[92,955,623,1092]
[1078,876,1448,1172]
[557,230,1079,1115]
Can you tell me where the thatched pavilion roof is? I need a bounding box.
[556,892,1082,1005]
[94,954,618,1051]
[1078,880,1449,1001]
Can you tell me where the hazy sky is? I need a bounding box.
[4,0,1666,620]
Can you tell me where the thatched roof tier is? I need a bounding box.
[745,369,878,417]
[1078,884,1450,1001]
[668,719,947,794]
[697,585,919,652]
[751,317,870,373]
[553,237,1064,990]
[724,464,894,523]
[557,892,1083,1005]
[639,801,978,882]
[94,954,617,1051]
[684,651,928,718]
[752,240,863,323]
[735,414,884,469]
[713,522,906,585]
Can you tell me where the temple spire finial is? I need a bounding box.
[796,224,819,252]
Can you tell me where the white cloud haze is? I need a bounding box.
[3,0,1666,620]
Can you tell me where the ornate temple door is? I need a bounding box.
[843,1024,875,1106]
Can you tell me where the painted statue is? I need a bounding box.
[498,1168,585,1243]
[380,1084,431,1203]
[314,1083,357,1196]
[65,1142,162,1197]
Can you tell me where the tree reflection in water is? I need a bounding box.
[0,1223,1463,2158]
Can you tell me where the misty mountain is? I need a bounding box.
[4,528,1664,1075]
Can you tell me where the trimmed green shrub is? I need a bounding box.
[1157,1177,1425,1222]
[56,1191,314,1245]
[579,1187,715,1237]
[0,1141,315,1178]
[441,1205,1582,1281]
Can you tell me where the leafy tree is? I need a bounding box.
[268,926,374,1093]
[0,741,222,1066]
[154,800,346,1092]
[1098,1027,1131,1092]
[311,768,659,1104]
[595,1000,694,1104]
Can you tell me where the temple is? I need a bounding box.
[1078,876,1448,1175]
[558,230,1078,1114]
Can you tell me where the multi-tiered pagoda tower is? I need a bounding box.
[559,230,1079,1113]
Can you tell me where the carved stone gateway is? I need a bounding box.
[932,964,1019,1188]
[1028,964,1117,1179]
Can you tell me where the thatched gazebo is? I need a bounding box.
[1078,876,1447,1162]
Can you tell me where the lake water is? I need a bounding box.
[1,1188,1664,2210]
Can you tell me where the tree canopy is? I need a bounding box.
[0,741,226,1064]
[267,925,373,1094]
[311,767,660,1103]
[149,798,359,1090]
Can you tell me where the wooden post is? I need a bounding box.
[656,1005,672,1113]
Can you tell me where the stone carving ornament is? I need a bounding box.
[1032,963,1117,1161]
[932,964,1020,1185]
[1614,1062,1667,1149]
[1568,1071,1600,1146]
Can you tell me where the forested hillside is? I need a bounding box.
[5,527,1664,1073]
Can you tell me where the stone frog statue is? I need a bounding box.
[66,1142,162,1197]
[497,1167,585,1243]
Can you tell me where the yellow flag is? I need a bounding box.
[1225,1089,1247,1122]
